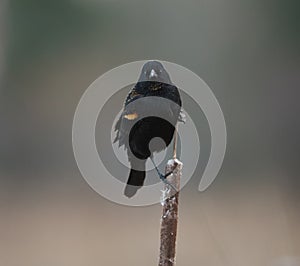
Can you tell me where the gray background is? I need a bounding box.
[0,0,299,265]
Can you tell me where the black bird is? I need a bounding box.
[114,61,182,197]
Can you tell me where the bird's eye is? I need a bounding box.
[159,69,163,73]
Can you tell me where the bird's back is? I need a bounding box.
[114,81,181,159]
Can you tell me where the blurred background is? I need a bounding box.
[1,0,300,265]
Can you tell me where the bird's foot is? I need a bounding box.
[159,171,177,192]
[150,157,177,192]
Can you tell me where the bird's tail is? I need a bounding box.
[124,162,146,198]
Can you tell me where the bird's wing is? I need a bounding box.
[164,84,182,123]
[113,86,143,146]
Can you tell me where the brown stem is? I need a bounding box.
[158,159,182,266]
[173,124,178,159]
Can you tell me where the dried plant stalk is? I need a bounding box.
[158,159,182,266]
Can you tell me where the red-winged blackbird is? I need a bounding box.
[114,61,182,197]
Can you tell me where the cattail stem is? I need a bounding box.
[158,159,182,266]
[173,124,178,159]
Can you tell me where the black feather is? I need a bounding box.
[114,61,182,197]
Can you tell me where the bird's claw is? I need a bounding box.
[150,157,177,192]
[159,171,177,192]
[164,171,173,178]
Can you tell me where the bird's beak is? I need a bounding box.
[149,69,158,79]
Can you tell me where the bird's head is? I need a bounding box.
[138,61,172,84]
